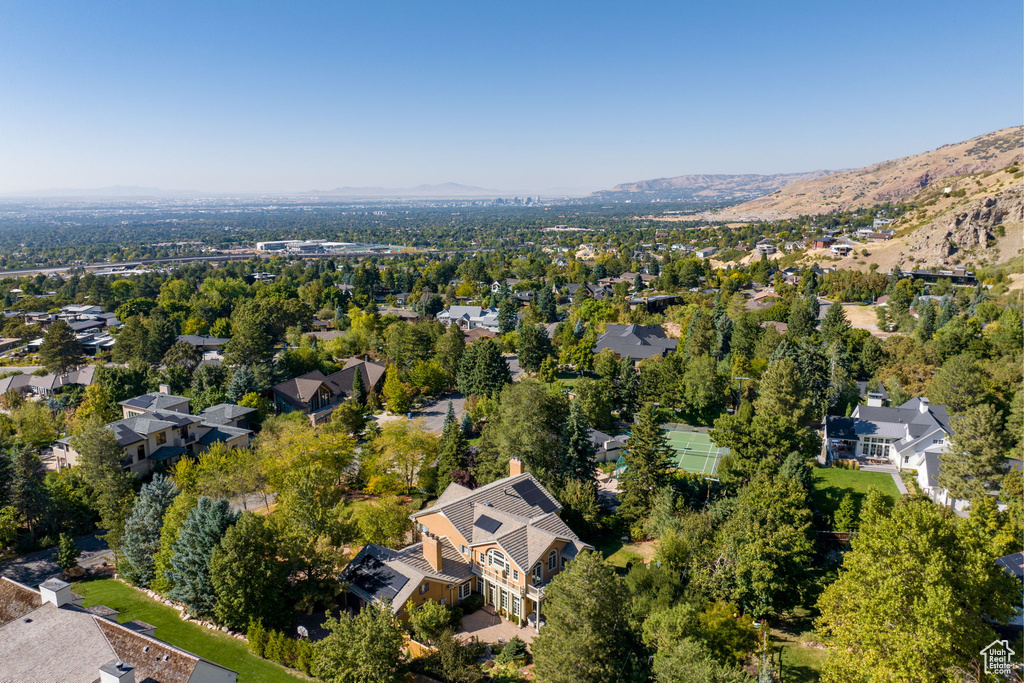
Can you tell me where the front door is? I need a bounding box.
[488,583,497,607]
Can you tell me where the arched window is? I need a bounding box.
[487,549,507,571]
[547,549,558,571]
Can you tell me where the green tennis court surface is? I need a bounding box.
[663,423,727,477]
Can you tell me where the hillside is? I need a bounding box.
[591,170,833,202]
[709,126,1023,221]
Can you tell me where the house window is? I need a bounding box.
[179,427,188,440]
[512,596,521,618]
[932,438,944,446]
[459,582,472,600]
[460,545,468,556]
[532,563,542,580]
[487,549,507,571]
[500,590,508,612]
[512,569,519,581]
[137,445,146,460]
[547,550,558,571]
[419,582,429,595]
[478,551,485,564]
[156,431,167,446]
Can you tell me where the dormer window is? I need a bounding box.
[547,549,558,571]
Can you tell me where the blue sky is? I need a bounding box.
[0,1,1020,194]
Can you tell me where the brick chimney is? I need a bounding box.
[39,578,72,608]
[509,457,523,477]
[423,533,443,572]
[99,660,135,683]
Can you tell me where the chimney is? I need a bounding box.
[919,397,930,413]
[99,660,135,683]
[509,457,523,477]
[423,533,443,572]
[157,383,171,395]
[866,393,884,408]
[39,578,72,608]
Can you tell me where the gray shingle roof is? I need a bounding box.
[198,403,256,425]
[118,392,191,412]
[195,425,250,447]
[595,324,678,360]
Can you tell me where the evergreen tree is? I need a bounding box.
[786,297,815,338]
[459,411,474,438]
[120,475,179,588]
[938,404,1011,501]
[112,315,150,365]
[167,497,239,619]
[151,493,198,596]
[227,366,258,403]
[498,297,517,335]
[753,357,808,424]
[146,309,178,364]
[433,323,466,376]
[56,533,81,572]
[211,512,292,631]
[456,339,511,398]
[350,367,366,405]
[531,552,644,683]
[819,302,850,346]
[633,273,643,292]
[39,320,84,374]
[9,446,46,538]
[435,402,468,495]
[618,357,639,418]
[517,324,553,374]
[537,288,557,323]
[619,404,673,525]
[561,399,597,484]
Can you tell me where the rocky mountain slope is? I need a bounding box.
[710,126,1023,221]
[591,170,833,202]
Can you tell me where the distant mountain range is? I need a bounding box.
[591,170,835,202]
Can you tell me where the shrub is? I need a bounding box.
[496,635,529,665]
[460,593,484,614]
[247,619,267,657]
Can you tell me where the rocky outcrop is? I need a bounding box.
[907,187,1023,264]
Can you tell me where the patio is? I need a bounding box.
[456,608,537,645]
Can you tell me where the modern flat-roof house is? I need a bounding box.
[695,247,717,258]
[52,390,252,475]
[0,577,237,682]
[341,459,591,631]
[436,306,506,332]
[271,357,386,424]
[177,334,230,350]
[590,429,628,463]
[594,324,678,362]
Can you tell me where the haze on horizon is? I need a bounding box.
[0,0,1020,196]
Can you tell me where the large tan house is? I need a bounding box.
[341,459,591,630]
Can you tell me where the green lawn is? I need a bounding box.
[71,579,306,683]
[810,467,900,520]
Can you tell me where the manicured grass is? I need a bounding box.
[71,579,306,683]
[810,467,900,519]
[593,535,657,570]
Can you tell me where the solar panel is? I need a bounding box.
[350,555,408,601]
[475,514,502,534]
[511,479,557,513]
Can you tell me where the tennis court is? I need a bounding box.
[663,423,728,477]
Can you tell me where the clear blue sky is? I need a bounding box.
[1,1,1020,194]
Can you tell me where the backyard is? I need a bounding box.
[810,466,901,520]
[72,578,306,683]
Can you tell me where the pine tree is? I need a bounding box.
[120,475,179,588]
[459,412,474,438]
[634,273,643,292]
[167,497,239,619]
[433,323,466,376]
[9,446,46,539]
[619,404,673,525]
[112,316,150,365]
[227,365,258,403]
[151,493,198,596]
[498,297,517,335]
[39,320,84,374]
[350,367,367,405]
[537,288,557,323]
[517,324,552,374]
[211,512,292,631]
[457,339,511,398]
[786,297,815,338]
[56,533,80,573]
[561,400,597,484]
[618,357,639,419]
[819,302,850,346]
[435,402,468,496]
[146,309,178,364]
[938,404,1011,501]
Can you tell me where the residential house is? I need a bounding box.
[628,295,681,313]
[52,389,252,475]
[594,324,678,362]
[199,403,257,430]
[177,334,229,350]
[695,247,717,258]
[557,283,612,301]
[436,306,502,332]
[809,236,835,249]
[271,357,387,423]
[830,244,854,257]
[755,241,777,255]
[0,365,96,399]
[996,552,1024,627]
[341,459,591,630]
[590,429,628,463]
[823,397,952,473]
[0,577,237,682]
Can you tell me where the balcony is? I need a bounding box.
[471,563,548,601]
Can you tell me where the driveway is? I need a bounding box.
[414,393,467,433]
[0,532,113,586]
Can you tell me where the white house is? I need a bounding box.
[436,306,502,332]
[824,396,952,470]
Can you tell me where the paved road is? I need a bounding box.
[414,393,467,433]
[0,532,113,586]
